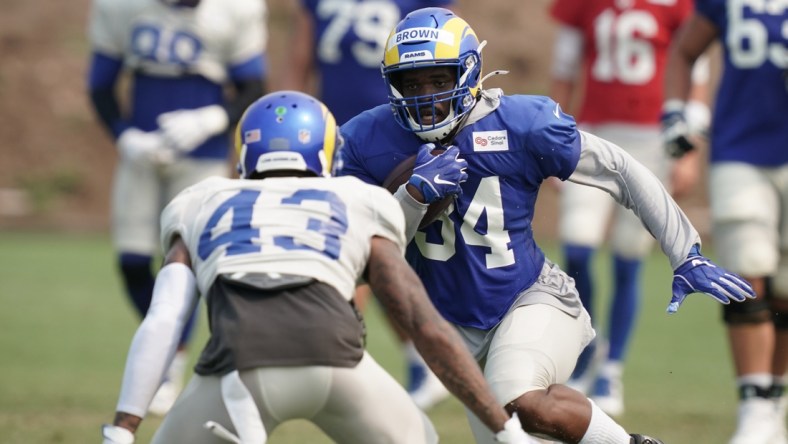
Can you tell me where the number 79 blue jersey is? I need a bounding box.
[160,176,406,299]
[338,92,582,329]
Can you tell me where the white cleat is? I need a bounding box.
[409,367,451,411]
[590,361,624,417]
[148,350,188,416]
[729,397,782,444]
[148,379,180,417]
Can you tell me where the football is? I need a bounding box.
[382,147,453,229]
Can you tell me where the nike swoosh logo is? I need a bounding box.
[553,103,562,119]
[433,174,455,185]
[691,259,715,268]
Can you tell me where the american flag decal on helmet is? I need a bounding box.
[244,129,261,143]
[298,129,311,144]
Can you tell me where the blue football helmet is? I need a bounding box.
[382,8,482,142]
[235,91,340,178]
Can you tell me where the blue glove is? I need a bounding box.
[660,100,695,158]
[668,244,756,314]
[408,144,468,203]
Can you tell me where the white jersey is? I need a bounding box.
[88,0,267,83]
[160,176,406,298]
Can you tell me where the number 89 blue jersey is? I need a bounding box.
[160,176,406,299]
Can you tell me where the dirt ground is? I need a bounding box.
[0,0,707,236]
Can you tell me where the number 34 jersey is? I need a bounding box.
[159,176,407,299]
[338,93,581,329]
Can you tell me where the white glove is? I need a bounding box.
[101,424,135,444]
[156,105,229,153]
[495,413,538,443]
[116,128,174,165]
[684,100,711,139]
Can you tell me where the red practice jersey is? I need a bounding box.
[550,0,692,124]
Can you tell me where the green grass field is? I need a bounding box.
[0,231,738,443]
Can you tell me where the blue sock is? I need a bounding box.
[118,253,155,318]
[564,244,595,379]
[607,255,642,362]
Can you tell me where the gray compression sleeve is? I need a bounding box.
[568,130,700,268]
[393,183,429,242]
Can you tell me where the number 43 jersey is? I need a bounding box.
[160,176,407,299]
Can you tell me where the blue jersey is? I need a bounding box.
[338,95,581,328]
[697,0,788,166]
[301,0,452,124]
[88,0,267,159]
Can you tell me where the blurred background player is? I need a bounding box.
[547,0,710,416]
[99,90,530,444]
[662,1,788,443]
[337,7,754,443]
[278,0,457,411]
[86,0,268,416]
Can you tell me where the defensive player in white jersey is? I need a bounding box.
[281,0,457,411]
[548,0,710,416]
[336,7,755,444]
[99,90,533,444]
[86,0,268,415]
[662,1,788,443]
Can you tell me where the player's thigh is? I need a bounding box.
[559,180,613,246]
[165,158,229,202]
[484,304,594,405]
[111,160,162,254]
[710,162,780,276]
[151,374,230,444]
[315,351,437,444]
[610,204,655,259]
[588,124,670,182]
[595,126,662,258]
[768,166,788,298]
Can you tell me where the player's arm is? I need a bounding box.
[568,132,754,312]
[570,131,700,266]
[88,51,175,165]
[278,1,315,92]
[366,236,522,439]
[87,52,127,138]
[548,24,583,112]
[662,13,718,158]
[101,237,197,443]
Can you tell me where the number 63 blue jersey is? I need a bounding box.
[160,176,406,299]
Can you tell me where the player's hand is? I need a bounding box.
[408,143,468,203]
[101,424,135,444]
[157,105,229,153]
[660,100,694,158]
[668,244,756,314]
[495,413,537,443]
[116,127,174,166]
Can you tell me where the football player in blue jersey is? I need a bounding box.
[336,7,756,444]
[86,0,268,416]
[99,90,533,444]
[662,2,788,443]
[280,0,457,410]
